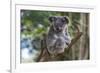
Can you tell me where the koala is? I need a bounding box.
[46,16,71,55]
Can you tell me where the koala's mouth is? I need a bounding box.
[56,27,63,32]
[53,25,64,32]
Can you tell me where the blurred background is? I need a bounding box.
[20,10,89,63]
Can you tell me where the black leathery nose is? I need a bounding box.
[56,27,59,30]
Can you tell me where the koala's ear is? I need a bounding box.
[63,16,69,24]
[49,16,56,22]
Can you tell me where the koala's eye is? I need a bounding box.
[62,18,66,23]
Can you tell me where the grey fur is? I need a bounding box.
[46,16,71,55]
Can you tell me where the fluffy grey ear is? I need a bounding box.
[49,16,56,22]
[63,16,69,24]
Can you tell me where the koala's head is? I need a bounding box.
[49,16,69,32]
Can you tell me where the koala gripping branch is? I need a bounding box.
[36,32,83,62]
[67,32,82,50]
[36,23,83,62]
[62,32,83,59]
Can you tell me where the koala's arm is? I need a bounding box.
[64,28,71,45]
[64,35,71,45]
[46,34,56,45]
[46,32,58,54]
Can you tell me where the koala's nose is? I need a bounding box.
[56,27,59,30]
[57,27,62,30]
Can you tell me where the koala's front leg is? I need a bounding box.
[46,34,57,54]
[64,33,71,46]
